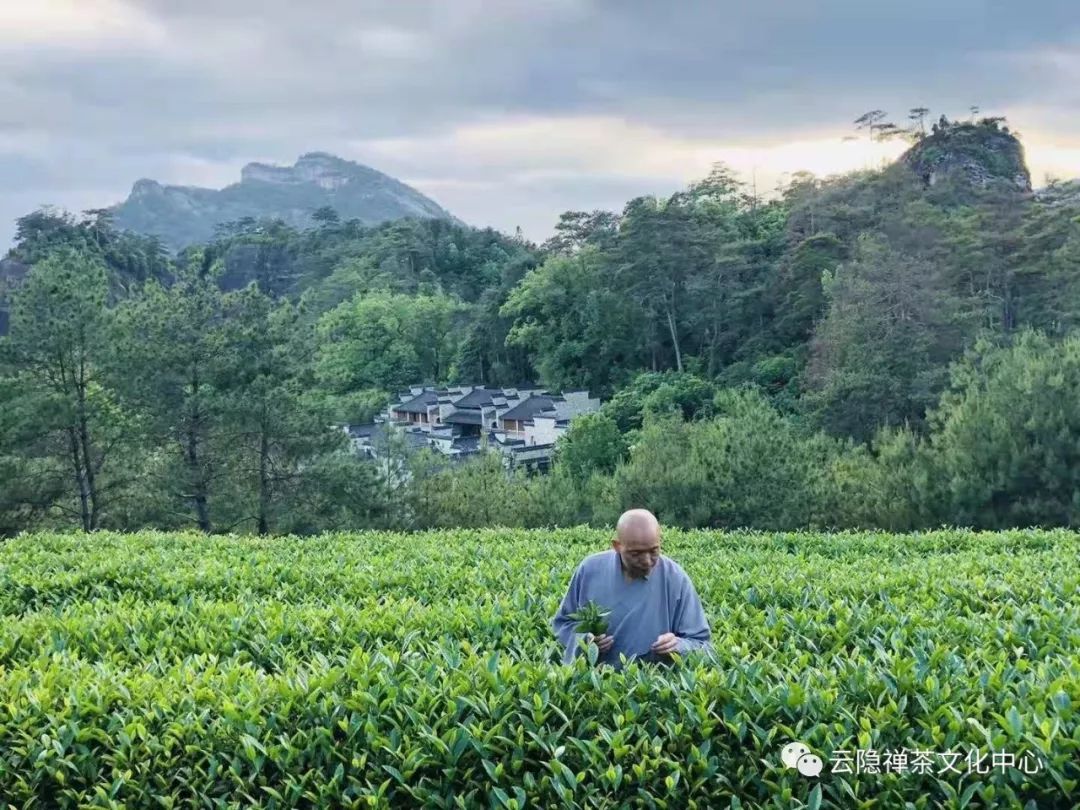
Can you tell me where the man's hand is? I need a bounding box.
[650,632,680,656]
[585,633,615,653]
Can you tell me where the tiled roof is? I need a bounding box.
[500,395,555,422]
[453,388,498,408]
[446,410,483,425]
[488,431,524,447]
[392,390,438,414]
[403,431,434,449]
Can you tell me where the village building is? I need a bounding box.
[344,384,601,471]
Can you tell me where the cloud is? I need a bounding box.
[1,1,1079,245]
[352,115,910,239]
[0,0,165,48]
[356,115,908,178]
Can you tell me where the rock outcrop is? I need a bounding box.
[901,119,1031,192]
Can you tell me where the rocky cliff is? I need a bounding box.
[110,152,457,250]
[901,118,1032,192]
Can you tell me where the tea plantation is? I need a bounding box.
[0,529,1077,808]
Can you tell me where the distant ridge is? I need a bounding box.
[110,152,458,250]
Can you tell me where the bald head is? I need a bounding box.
[616,509,660,543]
[613,509,661,579]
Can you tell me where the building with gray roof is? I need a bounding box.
[344,383,600,471]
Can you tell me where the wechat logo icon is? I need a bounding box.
[781,741,823,777]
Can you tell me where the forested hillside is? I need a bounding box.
[2,116,1079,536]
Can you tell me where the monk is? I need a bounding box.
[552,508,713,668]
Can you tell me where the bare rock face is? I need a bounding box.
[240,153,361,190]
[111,152,457,251]
[902,119,1031,192]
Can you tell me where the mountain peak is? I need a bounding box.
[239,152,379,189]
[131,178,163,195]
[901,118,1031,192]
[297,151,351,164]
[111,153,457,250]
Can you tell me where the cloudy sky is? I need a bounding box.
[2,0,1079,246]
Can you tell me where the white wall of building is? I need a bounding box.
[555,391,601,419]
[525,416,561,446]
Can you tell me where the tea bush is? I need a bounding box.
[0,528,1077,808]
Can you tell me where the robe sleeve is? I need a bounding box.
[671,571,713,655]
[551,564,589,663]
